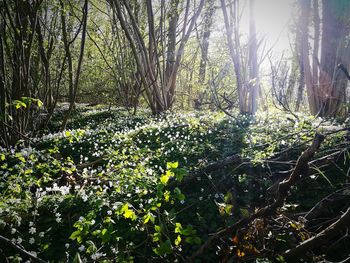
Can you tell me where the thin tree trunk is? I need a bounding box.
[0,18,8,147]
[165,0,180,85]
[312,0,320,95]
[61,0,88,131]
[296,0,307,111]
[59,0,74,107]
[35,19,53,109]
[198,0,215,84]
[165,0,205,108]
[111,0,159,113]
[248,0,259,114]
[299,0,318,115]
[221,0,244,112]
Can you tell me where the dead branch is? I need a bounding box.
[282,207,350,260]
[191,154,244,177]
[305,185,350,221]
[76,157,104,169]
[170,154,246,188]
[189,133,325,261]
[0,235,47,263]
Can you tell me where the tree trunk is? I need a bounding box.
[318,0,349,117]
[247,0,259,114]
[221,0,244,113]
[198,0,215,84]
[299,0,319,115]
[165,0,180,85]
[59,0,74,108]
[165,0,205,108]
[295,0,307,112]
[0,18,8,147]
[61,0,88,131]
[312,0,320,97]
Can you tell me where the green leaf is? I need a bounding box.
[174,188,185,201]
[15,153,26,163]
[175,168,187,181]
[86,240,97,254]
[101,226,113,243]
[224,192,233,203]
[69,230,82,242]
[73,252,83,263]
[225,204,233,215]
[180,225,195,236]
[121,203,137,221]
[240,208,250,217]
[42,243,50,250]
[185,236,201,245]
[174,223,182,234]
[0,154,5,161]
[36,99,43,108]
[153,239,172,256]
[65,130,72,137]
[143,213,155,224]
[167,162,178,169]
[164,190,170,202]
[160,174,170,185]
[13,100,27,109]
[154,225,161,233]
[175,235,181,246]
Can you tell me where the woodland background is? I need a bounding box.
[0,0,350,262]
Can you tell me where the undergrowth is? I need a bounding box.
[0,106,349,262]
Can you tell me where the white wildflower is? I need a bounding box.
[29,227,36,234]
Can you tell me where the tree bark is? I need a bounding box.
[61,0,89,131]
[165,0,180,85]
[299,0,319,115]
[198,0,215,84]
[318,0,349,117]
[165,0,205,108]
[248,0,259,114]
[221,0,244,113]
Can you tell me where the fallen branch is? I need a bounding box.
[191,154,244,177]
[189,133,325,261]
[0,235,47,263]
[76,157,104,169]
[282,207,350,260]
[305,185,350,221]
[172,154,245,187]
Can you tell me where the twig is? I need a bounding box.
[76,157,104,169]
[1,121,31,141]
[282,207,350,260]
[305,185,350,221]
[0,235,47,263]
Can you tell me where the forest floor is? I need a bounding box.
[1,105,350,262]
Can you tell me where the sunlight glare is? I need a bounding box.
[253,0,294,52]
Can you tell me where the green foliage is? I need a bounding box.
[0,107,348,262]
[12,97,43,110]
